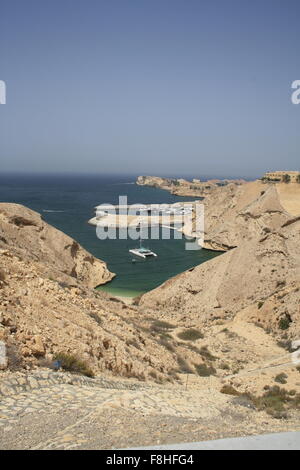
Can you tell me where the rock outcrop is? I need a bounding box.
[202,181,289,250]
[136,175,245,198]
[0,203,114,288]
[0,245,182,381]
[0,204,187,381]
[139,181,300,343]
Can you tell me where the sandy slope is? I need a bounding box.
[276,183,300,216]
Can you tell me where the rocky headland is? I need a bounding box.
[136,175,245,197]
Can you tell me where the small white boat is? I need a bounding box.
[129,239,157,258]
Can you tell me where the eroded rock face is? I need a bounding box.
[139,182,300,340]
[201,182,289,251]
[0,203,114,288]
[0,248,183,380]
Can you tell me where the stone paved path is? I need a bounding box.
[0,379,299,449]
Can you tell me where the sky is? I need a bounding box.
[0,0,300,178]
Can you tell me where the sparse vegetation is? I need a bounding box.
[227,386,300,419]
[194,363,216,377]
[276,280,286,289]
[282,174,291,183]
[277,340,293,352]
[89,312,102,325]
[149,370,158,379]
[168,368,180,381]
[176,355,193,374]
[220,384,240,395]
[150,320,176,334]
[253,386,300,419]
[199,346,217,361]
[278,315,292,330]
[53,352,94,377]
[274,373,288,384]
[219,362,230,370]
[221,329,238,339]
[158,336,175,352]
[177,328,203,341]
[257,301,264,309]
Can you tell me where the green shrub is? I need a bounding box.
[257,301,264,309]
[276,280,286,288]
[194,363,216,377]
[177,329,203,341]
[278,316,291,330]
[274,373,288,384]
[242,386,300,419]
[53,352,94,377]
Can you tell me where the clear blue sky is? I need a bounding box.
[1,0,299,177]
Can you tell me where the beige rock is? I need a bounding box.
[29,335,45,357]
[0,203,114,288]
[139,181,300,342]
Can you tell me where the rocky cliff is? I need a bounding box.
[0,203,114,288]
[139,181,300,344]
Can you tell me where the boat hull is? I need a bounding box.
[129,249,157,258]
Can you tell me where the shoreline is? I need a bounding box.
[96,284,145,300]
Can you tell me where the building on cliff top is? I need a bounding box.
[262,171,300,183]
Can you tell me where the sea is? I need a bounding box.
[0,173,220,297]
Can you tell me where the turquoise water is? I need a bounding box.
[0,174,220,296]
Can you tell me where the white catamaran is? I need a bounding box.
[129,239,157,259]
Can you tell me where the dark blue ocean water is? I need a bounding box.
[0,174,220,296]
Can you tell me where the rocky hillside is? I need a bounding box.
[0,247,183,380]
[0,203,113,288]
[202,181,289,250]
[139,181,300,345]
[0,204,188,380]
[0,197,299,398]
